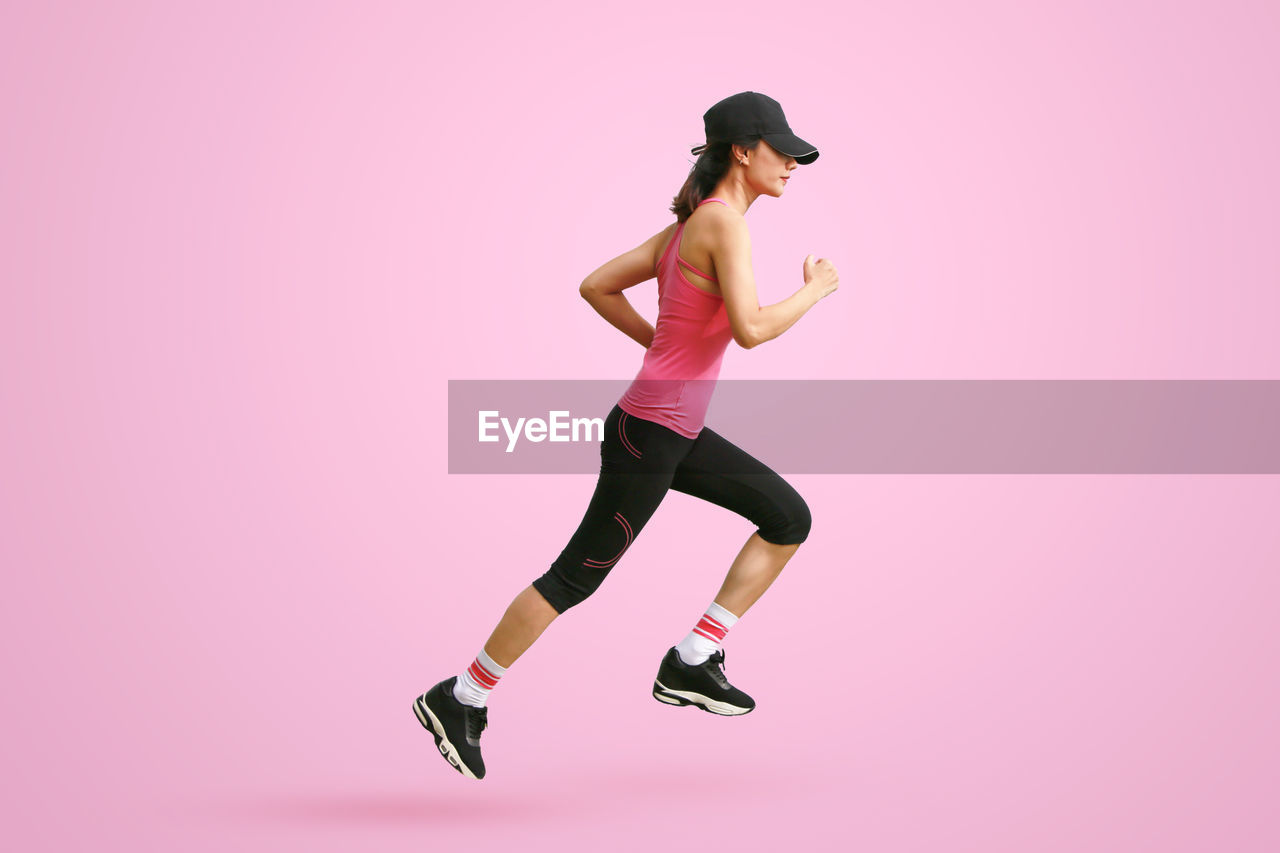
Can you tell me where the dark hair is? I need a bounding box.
[670,138,761,223]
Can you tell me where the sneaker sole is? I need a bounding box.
[413,695,480,780]
[652,680,754,716]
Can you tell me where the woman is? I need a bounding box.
[415,91,839,780]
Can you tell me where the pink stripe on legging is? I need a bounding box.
[582,512,634,567]
[618,412,642,458]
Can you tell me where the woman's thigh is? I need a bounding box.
[668,426,812,545]
[532,405,696,612]
[577,406,698,554]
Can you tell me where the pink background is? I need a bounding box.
[3,1,1278,850]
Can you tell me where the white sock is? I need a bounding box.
[452,648,507,708]
[674,601,740,665]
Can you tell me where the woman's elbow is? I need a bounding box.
[579,278,598,300]
[732,324,760,350]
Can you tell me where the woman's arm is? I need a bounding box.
[578,225,675,349]
[707,213,837,348]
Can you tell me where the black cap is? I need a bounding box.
[690,91,819,165]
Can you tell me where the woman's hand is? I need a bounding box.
[803,254,839,299]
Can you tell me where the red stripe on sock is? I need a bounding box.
[468,661,499,688]
[696,617,727,641]
[692,627,721,643]
[473,660,500,683]
[702,614,727,632]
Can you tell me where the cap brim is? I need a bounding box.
[764,132,819,165]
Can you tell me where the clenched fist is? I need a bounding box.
[803,254,839,298]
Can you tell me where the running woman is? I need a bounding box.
[415,92,840,779]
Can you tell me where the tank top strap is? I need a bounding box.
[661,198,726,282]
[673,211,719,283]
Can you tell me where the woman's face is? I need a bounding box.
[739,140,798,197]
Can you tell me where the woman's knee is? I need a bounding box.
[531,562,612,613]
[759,493,811,545]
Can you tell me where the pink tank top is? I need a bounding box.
[616,198,734,438]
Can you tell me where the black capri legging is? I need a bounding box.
[532,403,811,614]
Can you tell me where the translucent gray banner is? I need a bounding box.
[447,380,1280,474]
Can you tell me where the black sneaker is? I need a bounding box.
[413,676,488,779]
[652,647,755,716]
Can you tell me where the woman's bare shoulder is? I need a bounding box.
[687,203,749,250]
[647,220,680,272]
